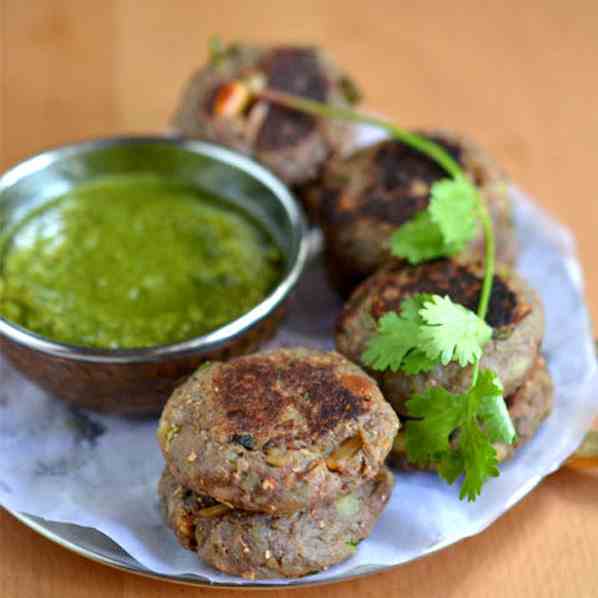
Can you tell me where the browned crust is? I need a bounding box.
[254,47,328,151]
[171,43,358,186]
[158,466,394,579]
[337,258,532,362]
[158,348,399,514]
[320,134,464,229]
[308,130,516,296]
[345,259,527,330]
[212,353,369,444]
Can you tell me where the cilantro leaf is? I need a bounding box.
[390,212,448,264]
[361,312,419,372]
[390,176,479,264]
[362,293,438,373]
[418,295,492,367]
[399,293,433,322]
[405,386,466,464]
[405,369,514,501]
[401,349,439,374]
[437,451,465,485]
[362,293,492,375]
[429,176,478,250]
[476,371,516,444]
[458,423,500,501]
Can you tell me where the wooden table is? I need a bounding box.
[1,1,597,596]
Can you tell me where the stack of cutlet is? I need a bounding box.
[157,348,399,579]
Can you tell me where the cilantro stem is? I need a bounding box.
[258,89,463,178]
[259,87,496,384]
[470,198,496,384]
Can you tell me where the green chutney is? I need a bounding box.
[0,175,283,349]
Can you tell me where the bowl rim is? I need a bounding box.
[0,135,309,364]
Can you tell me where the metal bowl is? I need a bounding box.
[0,137,308,415]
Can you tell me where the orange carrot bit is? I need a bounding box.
[213,81,251,118]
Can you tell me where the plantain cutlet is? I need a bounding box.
[159,466,393,579]
[158,348,399,514]
[336,258,544,415]
[305,131,516,296]
[171,43,359,187]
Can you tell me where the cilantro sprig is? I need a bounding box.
[237,83,513,500]
[363,294,492,374]
[406,370,515,501]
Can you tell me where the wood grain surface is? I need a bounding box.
[1,1,597,596]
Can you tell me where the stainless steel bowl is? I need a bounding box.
[0,136,308,415]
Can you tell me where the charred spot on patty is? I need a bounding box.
[265,48,328,99]
[256,48,328,151]
[255,107,316,150]
[319,136,465,228]
[283,360,367,437]
[359,136,464,225]
[357,187,429,226]
[219,361,285,435]
[374,137,462,190]
[370,260,523,328]
[214,355,368,445]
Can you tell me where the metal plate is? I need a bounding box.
[2,128,596,588]
[8,509,389,588]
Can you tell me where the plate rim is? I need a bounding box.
[7,508,396,589]
[8,456,553,590]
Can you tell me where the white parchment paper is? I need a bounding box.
[0,140,596,585]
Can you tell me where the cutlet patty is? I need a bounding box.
[306,130,516,295]
[171,43,359,186]
[158,348,399,514]
[158,466,393,579]
[389,356,554,468]
[336,259,544,414]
